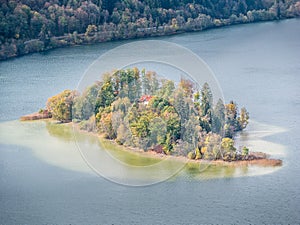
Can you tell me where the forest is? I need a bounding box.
[1,0,299,60]
[46,68,250,161]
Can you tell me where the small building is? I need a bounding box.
[139,95,152,105]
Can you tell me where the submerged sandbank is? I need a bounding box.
[69,120,283,168]
[0,119,286,184]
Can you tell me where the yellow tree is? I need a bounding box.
[238,107,249,130]
[47,90,78,122]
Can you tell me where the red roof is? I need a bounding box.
[139,95,152,102]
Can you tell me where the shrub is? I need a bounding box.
[188,151,196,159]
[242,146,249,156]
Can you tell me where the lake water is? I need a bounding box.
[0,19,299,224]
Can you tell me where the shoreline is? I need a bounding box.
[1,17,298,62]
[64,119,282,168]
[19,114,283,168]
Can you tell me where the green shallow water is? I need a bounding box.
[0,119,282,185]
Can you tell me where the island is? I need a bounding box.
[21,68,282,166]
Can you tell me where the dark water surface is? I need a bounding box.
[0,19,299,224]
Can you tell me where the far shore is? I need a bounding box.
[21,113,282,168]
[2,17,298,61]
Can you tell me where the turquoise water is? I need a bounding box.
[0,19,299,224]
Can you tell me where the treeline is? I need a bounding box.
[46,68,250,161]
[1,0,299,60]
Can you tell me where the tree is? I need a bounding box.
[47,90,78,122]
[113,68,141,102]
[116,121,132,145]
[95,79,116,112]
[224,101,249,137]
[111,9,121,24]
[163,133,173,154]
[73,83,101,120]
[165,113,181,141]
[224,100,238,137]
[85,24,97,36]
[96,108,115,139]
[149,117,167,147]
[201,133,222,160]
[198,82,213,133]
[102,0,118,13]
[142,70,159,95]
[130,114,151,138]
[173,88,189,125]
[182,115,199,148]
[238,107,249,130]
[179,114,200,157]
[200,82,213,116]
[159,79,175,99]
[242,146,249,156]
[212,98,225,134]
[111,97,131,114]
[221,137,237,161]
[179,78,194,98]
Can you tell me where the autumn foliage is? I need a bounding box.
[47,68,249,161]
